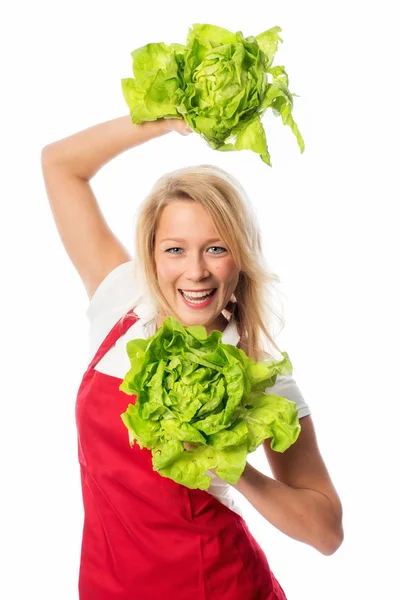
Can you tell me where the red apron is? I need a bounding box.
[75,309,287,600]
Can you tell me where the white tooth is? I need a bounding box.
[181,289,214,299]
[182,289,213,300]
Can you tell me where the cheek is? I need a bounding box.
[215,257,239,283]
[155,256,179,284]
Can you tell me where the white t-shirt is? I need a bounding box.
[86,261,311,516]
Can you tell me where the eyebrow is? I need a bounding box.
[159,237,223,244]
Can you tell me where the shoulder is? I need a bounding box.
[269,370,311,419]
[86,260,137,323]
[260,349,312,419]
[236,337,311,418]
[86,260,142,361]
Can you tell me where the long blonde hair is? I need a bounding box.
[128,165,285,362]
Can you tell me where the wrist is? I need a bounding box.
[147,117,175,135]
[132,117,171,140]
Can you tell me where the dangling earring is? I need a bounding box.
[224,292,237,319]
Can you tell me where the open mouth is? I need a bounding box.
[178,288,217,305]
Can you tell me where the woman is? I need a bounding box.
[41,115,343,600]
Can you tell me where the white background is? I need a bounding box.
[1,1,399,598]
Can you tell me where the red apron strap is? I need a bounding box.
[87,309,140,372]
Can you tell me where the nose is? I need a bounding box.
[184,252,211,281]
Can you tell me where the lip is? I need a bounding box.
[178,288,217,309]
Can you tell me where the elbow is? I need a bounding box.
[41,144,53,158]
[41,144,63,167]
[41,145,56,167]
[318,523,344,556]
[315,494,344,556]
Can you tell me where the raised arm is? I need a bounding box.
[41,116,191,299]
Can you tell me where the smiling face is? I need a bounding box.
[154,200,240,334]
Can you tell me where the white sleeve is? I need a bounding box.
[268,371,311,419]
[86,261,140,362]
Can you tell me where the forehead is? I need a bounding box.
[155,201,219,240]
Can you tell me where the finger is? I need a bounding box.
[180,122,193,135]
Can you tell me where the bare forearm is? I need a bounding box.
[233,462,343,556]
[42,116,170,180]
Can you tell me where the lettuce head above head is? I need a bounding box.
[121,23,305,166]
[119,317,301,491]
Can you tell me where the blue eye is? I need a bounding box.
[165,246,227,255]
[208,246,227,254]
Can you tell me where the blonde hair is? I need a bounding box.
[126,165,285,362]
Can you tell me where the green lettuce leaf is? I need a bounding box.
[121,23,304,165]
[120,317,301,490]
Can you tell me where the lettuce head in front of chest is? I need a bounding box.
[119,317,301,490]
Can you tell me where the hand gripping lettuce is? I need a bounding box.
[121,23,304,165]
[119,318,301,490]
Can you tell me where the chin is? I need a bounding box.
[181,313,210,325]
[175,310,213,327]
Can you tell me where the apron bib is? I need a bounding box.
[75,310,287,599]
